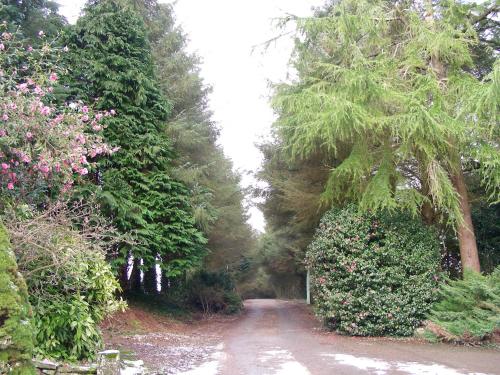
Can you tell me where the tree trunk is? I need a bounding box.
[424,2,480,273]
[451,170,481,272]
[130,258,142,293]
[118,262,130,294]
[143,266,158,295]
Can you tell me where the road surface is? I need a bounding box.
[183,299,500,375]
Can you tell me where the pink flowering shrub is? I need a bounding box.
[0,30,117,200]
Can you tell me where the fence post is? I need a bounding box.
[306,269,311,305]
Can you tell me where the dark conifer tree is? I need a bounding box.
[64,0,206,288]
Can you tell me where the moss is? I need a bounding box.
[0,224,35,375]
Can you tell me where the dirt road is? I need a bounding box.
[183,299,500,375]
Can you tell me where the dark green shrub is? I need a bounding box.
[0,224,35,375]
[306,206,441,336]
[427,267,500,343]
[187,271,242,314]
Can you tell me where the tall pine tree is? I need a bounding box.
[64,0,206,286]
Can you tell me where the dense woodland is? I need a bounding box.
[0,0,499,373]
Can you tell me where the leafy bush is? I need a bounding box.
[427,267,500,344]
[187,271,242,314]
[306,206,441,336]
[5,203,125,361]
[31,253,123,361]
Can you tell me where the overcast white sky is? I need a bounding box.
[57,0,324,232]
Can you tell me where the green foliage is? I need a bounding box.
[271,0,500,227]
[472,203,500,273]
[255,142,332,298]
[30,252,124,361]
[306,206,441,336]
[4,202,126,361]
[428,267,500,343]
[63,0,206,276]
[0,224,35,375]
[0,0,66,41]
[186,271,243,314]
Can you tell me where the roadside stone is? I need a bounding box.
[121,359,145,374]
[33,359,59,370]
[97,350,120,375]
[58,364,98,373]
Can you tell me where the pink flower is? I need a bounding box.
[1,32,12,40]
[82,106,89,113]
[8,102,17,110]
[7,182,14,190]
[1,163,9,170]
[27,45,33,52]
[54,163,61,172]
[38,30,44,37]
[61,181,73,193]
[21,154,30,163]
[49,72,58,82]
[76,134,86,144]
[39,164,49,173]
[81,114,89,122]
[95,113,103,121]
[110,109,116,115]
[0,43,4,51]
[80,155,88,164]
[79,167,89,176]
[47,86,54,93]
[92,124,102,132]
[40,106,51,116]
[18,83,28,93]
[26,132,33,140]
[0,129,6,137]
[34,86,43,95]
[2,114,8,121]
[27,78,35,86]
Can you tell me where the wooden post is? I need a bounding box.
[306,269,311,305]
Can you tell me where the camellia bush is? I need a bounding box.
[306,205,441,336]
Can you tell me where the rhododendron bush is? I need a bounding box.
[0,30,117,203]
[0,30,124,363]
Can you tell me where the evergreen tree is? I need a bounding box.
[255,142,333,296]
[64,0,206,283]
[271,0,499,272]
[0,0,66,41]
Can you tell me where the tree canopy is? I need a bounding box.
[270,0,499,272]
